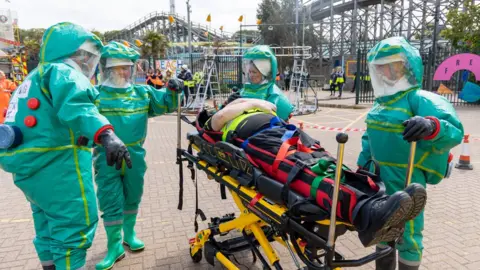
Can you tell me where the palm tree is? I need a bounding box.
[140,31,170,60]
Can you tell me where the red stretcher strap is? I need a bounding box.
[249,193,263,208]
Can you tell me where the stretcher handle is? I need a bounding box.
[326,132,348,249]
[405,142,416,188]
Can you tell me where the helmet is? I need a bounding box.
[367,37,423,98]
[99,41,140,88]
[40,22,103,79]
[181,64,188,70]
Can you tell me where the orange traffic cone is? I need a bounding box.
[455,134,473,170]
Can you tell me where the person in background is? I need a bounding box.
[145,68,156,88]
[177,64,194,106]
[284,66,292,91]
[0,70,17,123]
[329,68,337,96]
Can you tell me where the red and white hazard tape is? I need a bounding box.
[297,123,366,132]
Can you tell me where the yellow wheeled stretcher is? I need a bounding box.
[175,124,403,270]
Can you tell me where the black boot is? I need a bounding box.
[403,183,427,222]
[399,262,420,270]
[355,191,413,247]
[43,265,56,270]
[375,246,396,270]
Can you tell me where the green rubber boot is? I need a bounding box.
[95,225,125,270]
[123,214,145,251]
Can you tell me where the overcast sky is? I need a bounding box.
[2,0,260,34]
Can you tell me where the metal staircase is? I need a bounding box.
[186,47,222,112]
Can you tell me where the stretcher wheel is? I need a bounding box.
[190,246,202,263]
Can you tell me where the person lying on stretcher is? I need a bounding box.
[196,98,427,248]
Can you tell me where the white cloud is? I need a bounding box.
[3,0,260,34]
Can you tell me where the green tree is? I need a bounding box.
[140,31,170,59]
[440,0,480,53]
[90,29,104,42]
[256,0,321,48]
[19,28,45,59]
[104,30,122,42]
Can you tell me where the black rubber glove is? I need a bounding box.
[167,78,182,92]
[98,129,132,170]
[402,116,436,142]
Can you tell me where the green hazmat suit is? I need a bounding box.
[93,42,181,267]
[0,22,110,270]
[239,45,294,121]
[357,37,464,267]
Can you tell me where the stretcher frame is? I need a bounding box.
[176,126,397,270]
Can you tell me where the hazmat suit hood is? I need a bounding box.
[367,36,423,98]
[39,22,103,80]
[99,41,140,90]
[241,45,278,99]
[39,22,103,63]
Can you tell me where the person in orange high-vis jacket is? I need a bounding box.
[0,71,17,123]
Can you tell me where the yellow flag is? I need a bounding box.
[168,15,175,23]
[238,15,243,22]
[220,26,224,31]
[134,39,143,47]
[257,19,262,25]
[206,14,211,22]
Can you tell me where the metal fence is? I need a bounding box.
[355,47,479,106]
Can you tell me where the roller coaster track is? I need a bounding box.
[110,11,234,43]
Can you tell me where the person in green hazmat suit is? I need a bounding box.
[93,41,182,270]
[357,36,464,270]
[234,45,293,121]
[0,22,132,270]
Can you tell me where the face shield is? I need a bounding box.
[368,53,416,98]
[64,40,101,80]
[100,58,136,88]
[242,59,271,85]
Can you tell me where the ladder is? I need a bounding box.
[288,47,317,115]
[186,47,222,112]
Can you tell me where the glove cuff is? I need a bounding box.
[424,116,440,140]
[94,125,114,144]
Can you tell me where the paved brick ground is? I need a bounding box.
[1,106,479,270]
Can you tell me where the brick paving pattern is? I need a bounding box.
[0,106,479,269]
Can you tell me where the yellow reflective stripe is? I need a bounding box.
[37,65,51,97]
[367,125,404,133]
[98,96,146,102]
[125,137,145,147]
[381,106,413,117]
[377,160,444,180]
[40,24,58,62]
[0,145,89,157]
[70,129,91,226]
[365,119,404,128]
[381,87,418,106]
[416,152,430,166]
[415,164,444,180]
[66,248,71,270]
[100,106,149,113]
[377,161,408,168]
[408,220,422,258]
[78,232,87,248]
[121,161,126,177]
[367,45,402,57]
[101,110,149,116]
